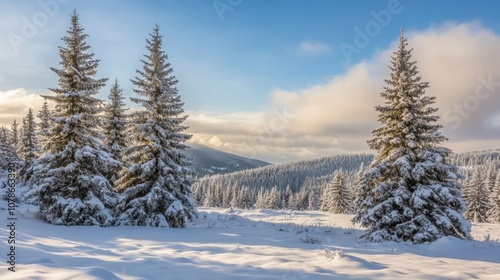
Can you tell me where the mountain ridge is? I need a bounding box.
[187,143,270,176]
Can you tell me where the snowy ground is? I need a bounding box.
[1,203,500,279]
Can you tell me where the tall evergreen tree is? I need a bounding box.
[321,170,352,214]
[254,188,267,209]
[115,25,196,228]
[487,171,500,224]
[37,100,52,153]
[103,79,128,181]
[353,162,368,211]
[241,187,252,209]
[294,190,309,211]
[17,109,40,181]
[463,168,489,223]
[352,30,470,243]
[266,186,280,210]
[0,126,18,170]
[18,109,39,162]
[284,185,293,210]
[10,119,19,149]
[484,163,496,194]
[29,11,118,226]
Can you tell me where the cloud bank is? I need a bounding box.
[0,88,45,126]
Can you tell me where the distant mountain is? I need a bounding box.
[186,144,270,176]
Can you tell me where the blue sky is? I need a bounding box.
[2,0,500,162]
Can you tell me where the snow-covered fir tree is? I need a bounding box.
[229,183,239,208]
[37,100,52,153]
[254,188,267,209]
[0,127,18,170]
[115,24,196,228]
[321,170,352,214]
[353,162,368,211]
[103,79,128,181]
[29,11,118,226]
[237,186,252,209]
[18,109,39,162]
[463,168,489,223]
[487,171,500,224]
[266,187,280,210]
[294,190,309,211]
[10,119,19,149]
[17,109,40,181]
[484,163,497,194]
[283,185,293,210]
[352,30,470,243]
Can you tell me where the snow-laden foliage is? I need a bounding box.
[37,100,53,153]
[266,187,280,210]
[17,108,40,182]
[10,119,19,149]
[103,79,128,181]
[353,162,368,211]
[487,171,500,223]
[321,170,353,214]
[0,126,19,170]
[115,25,196,228]
[463,168,489,223]
[352,30,470,243]
[29,11,118,226]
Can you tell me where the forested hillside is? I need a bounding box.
[193,148,500,224]
[195,153,373,192]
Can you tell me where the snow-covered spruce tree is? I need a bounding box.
[29,11,118,226]
[463,168,489,223]
[0,127,19,170]
[10,119,19,149]
[353,162,368,211]
[17,108,40,181]
[487,171,500,223]
[484,164,496,194]
[266,186,280,210]
[103,79,128,181]
[352,30,470,243]
[254,188,267,209]
[241,187,253,209]
[294,190,309,211]
[37,100,52,153]
[284,185,293,210]
[115,24,196,228]
[321,170,353,214]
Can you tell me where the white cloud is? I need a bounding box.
[297,41,330,55]
[0,88,45,126]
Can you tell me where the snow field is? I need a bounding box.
[1,205,499,279]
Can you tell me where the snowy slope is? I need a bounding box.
[187,143,269,176]
[1,203,499,279]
